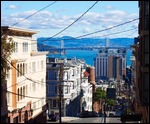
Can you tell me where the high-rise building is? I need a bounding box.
[108,55,122,81]
[94,49,108,81]
[94,48,126,81]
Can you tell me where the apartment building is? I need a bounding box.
[46,57,94,116]
[1,26,48,123]
[131,1,149,123]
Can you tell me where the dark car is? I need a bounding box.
[109,113,115,117]
[80,111,89,118]
[49,113,59,121]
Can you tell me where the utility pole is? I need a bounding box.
[104,98,106,123]
[59,63,63,123]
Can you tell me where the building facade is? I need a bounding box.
[94,48,126,82]
[46,57,94,117]
[1,26,48,123]
[131,1,149,123]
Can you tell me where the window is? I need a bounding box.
[144,36,149,65]
[6,69,10,79]
[46,84,49,94]
[29,63,31,73]
[41,79,44,87]
[17,64,20,77]
[17,88,19,101]
[25,63,27,74]
[41,61,44,70]
[32,62,36,72]
[144,1,149,30]
[20,64,22,76]
[23,63,25,75]
[25,85,27,95]
[7,92,10,104]
[52,99,58,108]
[23,42,28,52]
[54,72,57,80]
[144,1,149,16]
[13,42,18,53]
[37,61,39,70]
[20,87,22,100]
[54,85,58,94]
[23,86,25,98]
[143,73,149,105]
[64,86,69,94]
[32,83,36,91]
[33,102,36,109]
[46,71,48,80]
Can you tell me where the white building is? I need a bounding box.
[46,57,93,116]
[2,26,48,123]
[94,49,108,80]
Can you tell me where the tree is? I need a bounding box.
[93,87,106,101]
[107,99,115,106]
[1,29,15,82]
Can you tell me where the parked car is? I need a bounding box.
[49,113,59,121]
[109,113,115,117]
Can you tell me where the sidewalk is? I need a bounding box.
[47,117,80,123]
[62,117,80,123]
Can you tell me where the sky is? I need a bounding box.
[1,1,139,39]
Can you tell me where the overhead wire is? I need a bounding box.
[13,18,139,45]
[46,1,98,40]
[10,1,57,27]
[2,0,138,115]
[4,27,138,88]
[4,58,46,86]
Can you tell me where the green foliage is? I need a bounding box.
[93,87,106,101]
[107,99,115,106]
[1,30,15,82]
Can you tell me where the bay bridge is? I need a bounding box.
[46,39,131,55]
[47,46,130,51]
[47,46,131,56]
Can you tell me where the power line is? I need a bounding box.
[4,58,45,86]
[44,1,98,40]
[95,27,138,38]
[75,18,139,39]
[10,1,57,27]
[3,88,45,99]
[38,18,139,42]
[12,18,138,45]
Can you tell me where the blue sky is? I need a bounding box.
[1,1,139,38]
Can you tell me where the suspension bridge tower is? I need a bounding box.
[60,40,65,55]
[106,37,109,47]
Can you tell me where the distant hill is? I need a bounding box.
[37,37,134,50]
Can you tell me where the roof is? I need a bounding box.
[1,26,39,35]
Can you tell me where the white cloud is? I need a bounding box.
[1,9,138,38]
[7,5,18,9]
[105,5,113,9]
[82,28,91,33]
